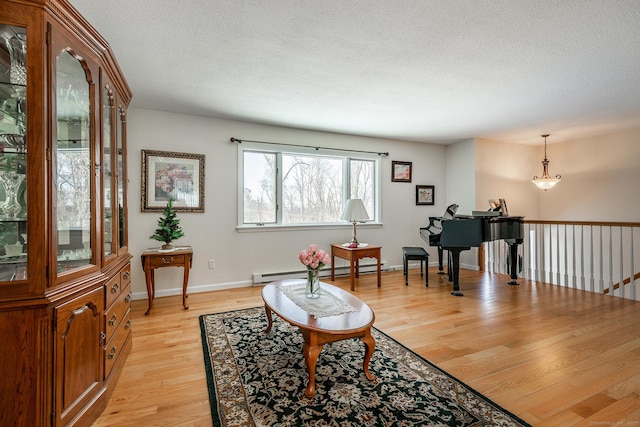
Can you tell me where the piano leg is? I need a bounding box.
[507,241,520,286]
[448,248,469,296]
[437,246,446,275]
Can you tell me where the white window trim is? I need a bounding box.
[237,141,382,230]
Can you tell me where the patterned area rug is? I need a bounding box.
[199,307,530,426]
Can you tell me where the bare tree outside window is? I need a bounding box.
[350,159,374,217]
[243,151,276,223]
[282,154,342,223]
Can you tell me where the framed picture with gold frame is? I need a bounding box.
[141,149,205,212]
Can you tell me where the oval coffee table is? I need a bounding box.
[262,279,376,397]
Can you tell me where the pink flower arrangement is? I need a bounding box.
[298,244,331,270]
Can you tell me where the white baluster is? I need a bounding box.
[608,226,613,295]
[619,226,624,298]
[631,228,636,301]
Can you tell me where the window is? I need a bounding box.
[240,144,379,227]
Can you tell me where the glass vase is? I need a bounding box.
[0,172,25,218]
[305,268,321,299]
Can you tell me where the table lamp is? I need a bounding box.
[341,199,370,247]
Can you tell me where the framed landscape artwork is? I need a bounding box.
[392,161,412,182]
[416,185,435,205]
[141,149,205,212]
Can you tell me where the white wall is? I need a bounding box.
[475,138,540,218]
[445,139,476,214]
[127,108,447,299]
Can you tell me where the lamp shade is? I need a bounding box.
[532,176,561,190]
[341,199,369,221]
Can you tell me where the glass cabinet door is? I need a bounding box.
[102,84,114,260]
[54,49,94,274]
[0,24,27,282]
[116,106,127,251]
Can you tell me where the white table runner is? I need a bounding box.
[279,283,358,318]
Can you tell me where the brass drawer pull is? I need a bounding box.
[123,271,130,280]
[111,282,119,293]
[109,313,117,326]
[125,320,131,330]
[125,293,131,303]
[108,346,117,359]
[100,331,106,346]
[161,256,174,264]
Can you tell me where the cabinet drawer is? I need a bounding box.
[104,309,131,379]
[104,283,131,342]
[121,263,131,287]
[105,264,132,307]
[149,254,185,267]
[105,272,123,308]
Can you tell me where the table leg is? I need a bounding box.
[361,328,376,382]
[182,261,191,310]
[349,258,355,291]
[144,266,155,316]
[331,254,335,281]
[376,253,381,288]
[264,305,273,333]
[302,331,323,398]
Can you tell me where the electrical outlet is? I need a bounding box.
[208,259,215,269]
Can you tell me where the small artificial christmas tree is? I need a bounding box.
[150,199,184,249]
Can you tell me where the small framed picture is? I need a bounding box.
[141,149,205,212]
[392,161,412,182]
[416,185,435,205]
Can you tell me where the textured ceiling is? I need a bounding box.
[67,0,640,145]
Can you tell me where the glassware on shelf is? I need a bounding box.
[0,171,25,217]
[6,34,27,86]
[0,89,27,135]
[1,134,26,153]
[4,242,22,256]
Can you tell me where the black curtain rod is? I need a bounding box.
[230,137,389,157]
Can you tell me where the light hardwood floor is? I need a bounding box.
[93,268,640,426]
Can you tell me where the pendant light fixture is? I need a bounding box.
[532,134,561,190]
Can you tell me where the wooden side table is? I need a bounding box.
[330,244,382,291]
[141,246,193,315]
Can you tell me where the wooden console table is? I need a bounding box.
[141,246,193,315]
[330,244,382,291]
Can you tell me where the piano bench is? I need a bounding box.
[402,247,429,287]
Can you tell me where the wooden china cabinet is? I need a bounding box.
[0,1,132,425]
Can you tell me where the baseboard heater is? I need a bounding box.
[252,262,388,285]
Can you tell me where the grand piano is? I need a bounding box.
[421,208,524,296]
